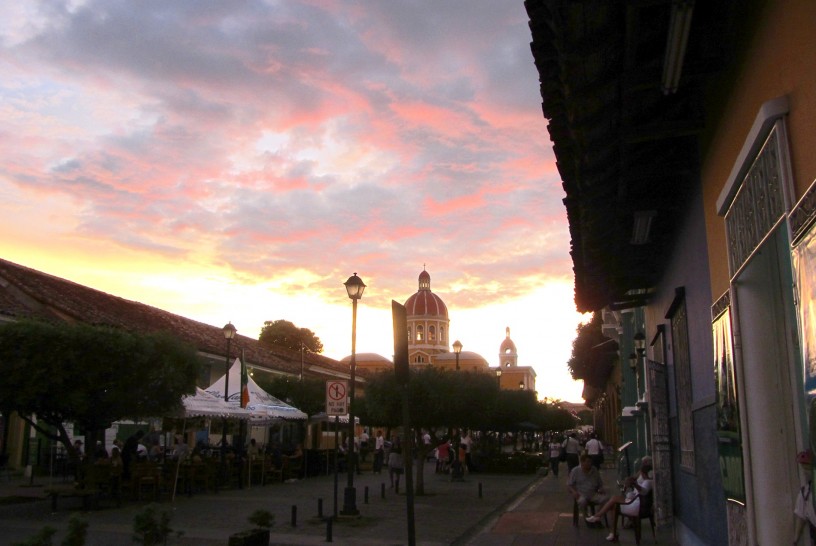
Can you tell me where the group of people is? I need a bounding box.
[548,429,653,543]
[342,427,475,489]
[548,431,605,478]
[435,430,474,479]
[336,428,404,487]
[567,452,654,542]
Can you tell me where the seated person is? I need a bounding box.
[568,454,609,516]
[247,438,263,459]
[794,449,816,545]
[148,440,162,462]
[586,456,653,542]
[136,441,148,461]
[171,437,189,461]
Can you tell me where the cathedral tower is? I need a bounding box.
[499,326,518,368]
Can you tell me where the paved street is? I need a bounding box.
[0,464,677,545]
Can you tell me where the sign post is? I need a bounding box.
[326,380,349,416]
[326,380,348,521]
[392,300,415,546]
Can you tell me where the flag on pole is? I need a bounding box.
[240,351,250,408]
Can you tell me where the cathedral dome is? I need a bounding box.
[404,269,448,318]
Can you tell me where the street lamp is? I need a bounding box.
[453,340,463,371]
[632,331,645,396]
[222,322,237,402]
[221,321,237,486]
[495,367,502,389]
[342,272,365,516]
[633,332,646,359]
[519,381,525,390]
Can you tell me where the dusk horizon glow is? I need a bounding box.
[1,1,589,402]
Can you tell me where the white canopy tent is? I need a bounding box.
[180,387,252,420]
[169,388,251,501]
[206,358,308,422]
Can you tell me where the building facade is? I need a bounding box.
[527,1,816,544]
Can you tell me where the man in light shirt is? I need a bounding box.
[585,432,604,469]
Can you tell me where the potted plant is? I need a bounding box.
[227,510,274,546]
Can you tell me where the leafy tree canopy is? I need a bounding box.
[359,367,577,494]
[361,367,499,432]
[258,320,323,353]
[566,313,616,387]
[0,320,199,455]
[536,401,579,432]
[255,375,325,417]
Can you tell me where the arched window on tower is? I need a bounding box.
[416,325,424,342]
[429,325,436,342]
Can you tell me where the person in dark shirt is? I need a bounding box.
[122,430,144,480]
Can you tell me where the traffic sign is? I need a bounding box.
[326,380,348,415]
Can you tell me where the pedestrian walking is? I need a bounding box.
[548,436,561,477]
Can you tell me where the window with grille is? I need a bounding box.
[669,290,695,472]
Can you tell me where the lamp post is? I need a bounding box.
[628,352,638,373]
[519,381,525,390]
[453,340,463,371]
[221,321,237,486]
[342,272,365,516]
[633,331,645,397]
[495,368,502,389]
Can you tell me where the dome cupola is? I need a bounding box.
[404,268,448,318]
[404,267,451,364]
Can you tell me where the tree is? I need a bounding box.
[363,367,501,494]
[567,313,616,388]
[492,389,540,433]
[576,409,594,425]
[255,376,325,417]
[534,400,578,433]
[0,320,199,459]
[258,320,323,353]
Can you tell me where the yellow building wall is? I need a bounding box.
[701,0,816,299]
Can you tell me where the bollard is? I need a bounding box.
[326,516,333,542]
[318,498,323,518]
[478,482,483,499]
[365,485,369,504]
[381,482,386,499]
[291,505,297,527]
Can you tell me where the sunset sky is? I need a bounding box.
[0,1,589,402]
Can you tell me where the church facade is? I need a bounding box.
[356,268,536,393]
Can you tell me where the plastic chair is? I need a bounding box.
[0,453,11,482]
[612,490,656,544]
[573,498,606,528]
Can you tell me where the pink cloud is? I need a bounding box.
[389,102,478,139]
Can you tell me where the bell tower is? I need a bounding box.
[499,326,518,368]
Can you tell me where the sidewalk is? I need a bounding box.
[0,465,677,545]
[466,468,679,546]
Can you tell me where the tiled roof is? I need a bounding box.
[0,258,357,379]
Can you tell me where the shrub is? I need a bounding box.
[132,504,183,546]
[13,527,56,546]
[247,510,274,529]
